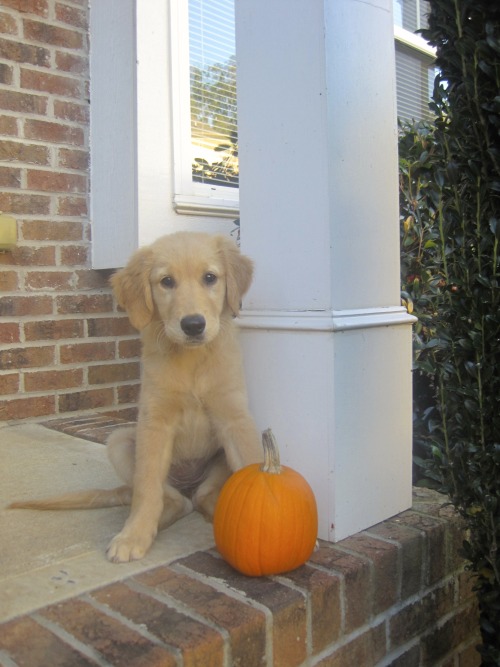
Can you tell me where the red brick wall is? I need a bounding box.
[0,0,140,422]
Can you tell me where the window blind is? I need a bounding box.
[393,0,430,33]
[393,0,436,122]
[189,0,239,188]
[395,42,436,122]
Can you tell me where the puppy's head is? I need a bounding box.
[110,232,253,346]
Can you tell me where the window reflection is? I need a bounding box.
[189,0,238,188]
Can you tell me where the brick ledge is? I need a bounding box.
[43,412,135,444]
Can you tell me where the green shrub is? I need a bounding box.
[400,1,500,662]
[399,119,447,488]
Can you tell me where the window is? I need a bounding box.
[393,0,437,121]
[171,0,239,217]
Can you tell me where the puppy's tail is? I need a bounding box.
[8,485,132,511]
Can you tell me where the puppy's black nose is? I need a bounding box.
[181,314,206,337]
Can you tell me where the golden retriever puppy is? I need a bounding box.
[10,232,262,563]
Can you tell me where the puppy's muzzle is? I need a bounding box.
[181,314,206,338]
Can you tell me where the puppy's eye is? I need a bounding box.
[160,275,176,289]
[203,272,218,285]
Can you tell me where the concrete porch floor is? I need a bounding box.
[0,422,215,624]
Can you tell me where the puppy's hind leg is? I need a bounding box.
[192,453,231,522]
[158,484,193,530]
[107,426,136,486]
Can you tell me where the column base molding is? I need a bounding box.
[239,306,416,333]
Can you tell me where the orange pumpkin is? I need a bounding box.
[213,429,318,576]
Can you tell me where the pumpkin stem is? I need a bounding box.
[261,429,282,474]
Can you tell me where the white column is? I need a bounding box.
[236,0,416,541]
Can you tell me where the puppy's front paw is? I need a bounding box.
[106,530,154,563]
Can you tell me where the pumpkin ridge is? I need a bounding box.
[214,466,262,573]
[233,477,262,572]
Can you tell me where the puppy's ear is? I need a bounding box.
[217,236,254,316]
[110,246,154,330]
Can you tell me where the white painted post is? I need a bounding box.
[236,0,416,541]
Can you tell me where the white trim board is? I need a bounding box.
[239,307,416,333]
